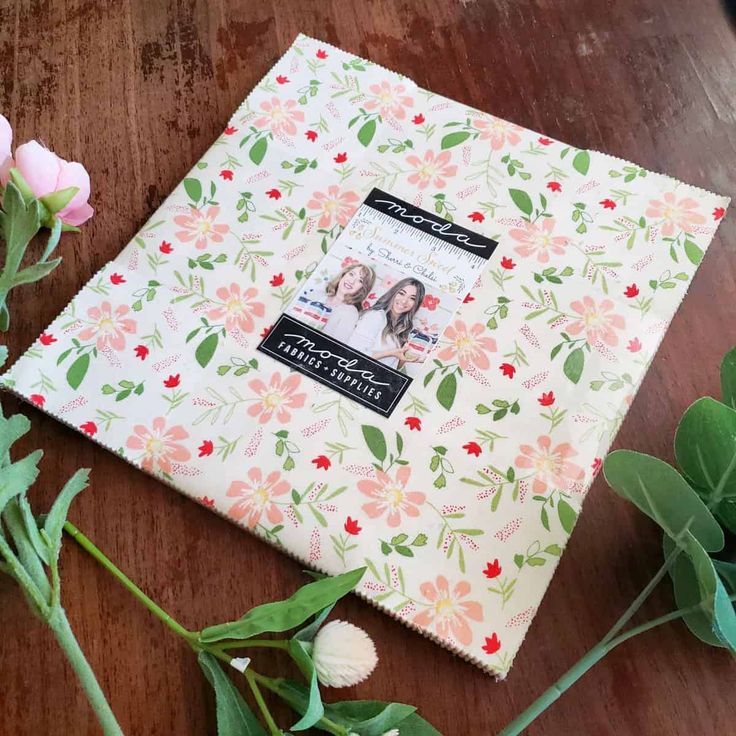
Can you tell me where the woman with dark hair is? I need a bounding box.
[347,277,426,368]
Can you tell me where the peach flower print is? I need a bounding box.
[364,80,414,120]
[567,296,625,347]
[253,97,304,136]
[207,283,265,333]
[413,576,483,646]
[645,191,706,237]
[77,301,136,351]
[358,466,425,527]
[437,320,496,370]
[126,417,190,474]
[472,116,523,150]
[307,185,360,228]
[509,218,570,263]
[247,372,307,424]
[227,467,290,528]
[405,150,457,190]
[174,206,229,250]
[515,435,585,494]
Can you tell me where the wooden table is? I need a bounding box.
[1,1,734,733]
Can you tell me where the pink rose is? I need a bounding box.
[13,140,94,226]
[0,114,12,184]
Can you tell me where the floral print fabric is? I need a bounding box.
[2,34,729,678]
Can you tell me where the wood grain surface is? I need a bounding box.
[1,1,735,734]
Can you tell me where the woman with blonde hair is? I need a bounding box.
[319,262,375,341]
[347,277,425,369]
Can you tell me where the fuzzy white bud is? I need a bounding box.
[312,620,378,687]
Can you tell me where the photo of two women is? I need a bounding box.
[289,259,442,370]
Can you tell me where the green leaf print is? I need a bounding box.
[563,347,585,384]
[508,188,533,217]
[436,372,457,410]
[572,149,591,175]
[357,118,378,147]
[66,353,90,390]
[361,425,387,463]
[249,136,268,165]
[183,177,202,205]
[195,332,219,368]
[440,130,471,149]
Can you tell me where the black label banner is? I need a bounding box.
[258,314,410,416]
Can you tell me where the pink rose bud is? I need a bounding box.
[13,140,94,226]
[0,114,12,184]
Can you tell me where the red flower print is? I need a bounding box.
[80,421,97,437]
[714,206,725,220]
[220,169,234,181]
[39,332,56,346]
[482,633,501,655]
[412,113,425,124]
[160,240,173,254]
[600,198,616,210]
[266,188,282,200]
[164,374,180,388]
[334,152,348,164]
[538,391,555,407]
[134,344,149,360]
[199,496,216,508]
[305,130,318,142]
[422,294,440,311]
[198,440,214,457]
[316,49,328,59]
[546,181,561,193]
[344,516,362,535]
[627,337,642,353]
[500,363,515,379]
[463,441,482,457]
[500,256,516,270]
[591,457,603,476]
[483,559,502,579]
[29,394,45,407]
[110,272,126,285]
[276,75,289,84]
[624,284,639,298]
[538,136,553,146]
[312,455,331,470]
[260,326,272,338]
[468,211,485,223]
[270,273,285,287]
[463,293,475,304]
[224,126,237,136]
[405,416,422,431]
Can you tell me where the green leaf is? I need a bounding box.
[720,347,736,409]
[43,469,89,562]
[603,450,724,552]
[0,181,42,277]
[361,426,387,462]
[197,652,267,735]
[675,397,736,504]
[293,602,335,643]
[12,258,62,287]
[249,136,268,165]
[683,239,704,265]
[39,186,79,214]
[195,332,219,368]
[287,640,324,730]
[557,499,577,534]
[563,347,585,384]
[436,372,457,410]
[66,352,90,390]
[357,118,377,147]
[200,568,365,642]
[440,130,470,149]
[0,450,43,515]
[508,188,533,217]
[572,150,590,175]
[0,414,31,465]
[183,178,202,204]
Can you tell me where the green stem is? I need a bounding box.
[499,595,736,736]
[49,610,124,736]
[246,669,281,736]
[211,639,289,652]
[63,521,198,645]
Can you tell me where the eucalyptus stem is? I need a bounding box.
[49,610,124,736]
[63,521,198,645]
[246,669,281,736]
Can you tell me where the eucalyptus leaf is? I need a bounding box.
[287,639,324,731]
[197,652,267,736]
[603,450,723,552]
[200,568,365,643]
[43,469,90,562]
[713,559,736,594]
[674,397,736,505]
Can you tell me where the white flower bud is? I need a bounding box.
[312,619,378,687]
